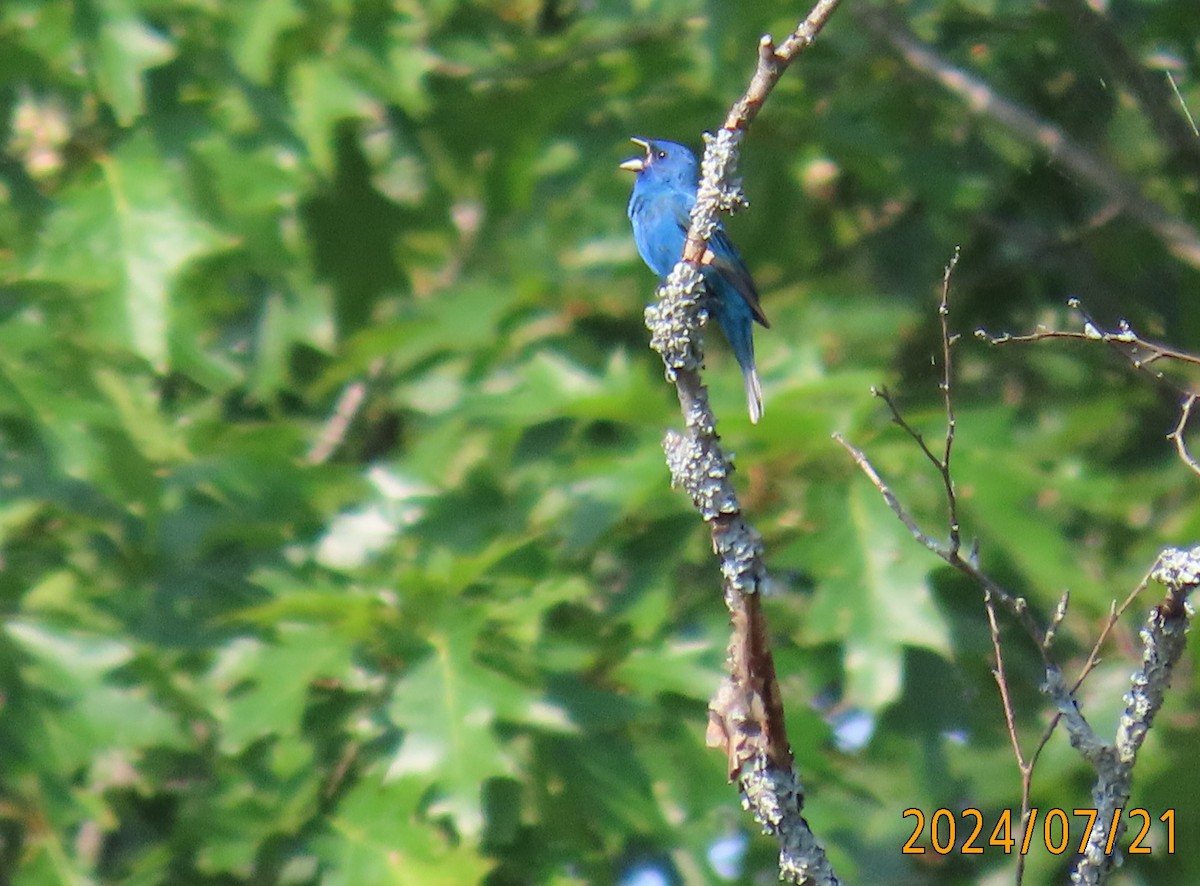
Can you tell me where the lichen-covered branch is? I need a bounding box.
[644,1,842,882]
[1069,546,1198,884]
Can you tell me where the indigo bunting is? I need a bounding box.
[620,137,769,423]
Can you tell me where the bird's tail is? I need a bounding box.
[743,366,764,424]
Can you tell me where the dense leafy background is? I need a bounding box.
[1,1,1198,884]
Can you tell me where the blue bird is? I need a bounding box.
[620,137,770,423]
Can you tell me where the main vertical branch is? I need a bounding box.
[644,2,842,882]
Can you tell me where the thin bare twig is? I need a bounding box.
[1167,72,1199,139]
[836,255,1051,656]
[306,358,385,464]
[983,591,1037,886]
[1073,573,1154,693]
[980,298,1200,379]
[846,264,1197,886]
[1167,393,1200,476]
[1015,573,1152,883]
[979,298,1200,477]
[938,249,962,553]
[836,258,1077,886]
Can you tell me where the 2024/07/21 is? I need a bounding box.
[900,807,1175,856]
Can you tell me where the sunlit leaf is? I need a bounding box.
[386,617,520,838]
[802,479,951,710]
[206,624,356,753]
[317,778,493,886]
[84,0,175,124]
[28,134,227,370]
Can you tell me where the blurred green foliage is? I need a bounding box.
[0,0,1198,883]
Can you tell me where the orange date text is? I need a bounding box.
[900,808,1175,856]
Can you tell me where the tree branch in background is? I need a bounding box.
[855,8,1200,271]
[307,358,385,464]
[1047,0,1200,179]
[645,1,842,882]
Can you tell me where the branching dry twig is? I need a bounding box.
[835,253,1071,883]
[645,1,842,882]
[979,298,1200,378]
[843,261,1057,620]
[971,302,1200,883]
[978,298,1200,478]
[983,591,1038,885]
[836,255,1199,886]
[1168,393,1200,475]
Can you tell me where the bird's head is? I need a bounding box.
[619,138,698,187]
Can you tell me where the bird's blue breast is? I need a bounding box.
[628,178,693,279]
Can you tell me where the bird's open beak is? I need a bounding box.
[619,137,651,172]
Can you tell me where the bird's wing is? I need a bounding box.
[703,229,770,329]
[656,195,770,329]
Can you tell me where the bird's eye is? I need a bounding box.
[656,150,667,159]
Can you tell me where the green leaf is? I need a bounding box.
[206,624,356,753]
[4,621,182,771]
[28,133,227,370]
[289,58,377,174]
[541,733,667,835]
[801,479,951,710]
[318,778,493,886]
[6,620,132,681]
[91,366,188,462]
[610,638,723,702]
[9,833,91,886]
[957,439,1097,596]
[231,0,302,84]
[386,616,520,838]
[386,40,436,117]
[84,0,175,125]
